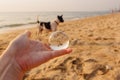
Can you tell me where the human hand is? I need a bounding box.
[4,31,72,72]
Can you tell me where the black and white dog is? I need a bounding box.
[37,15,64,35]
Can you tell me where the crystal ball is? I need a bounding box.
[49,31,69,50]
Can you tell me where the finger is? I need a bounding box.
[29,48,72,68]
[50,48,72,58]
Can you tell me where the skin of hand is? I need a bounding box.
[0,31,72,80]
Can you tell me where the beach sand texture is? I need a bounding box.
[0,13,120,80]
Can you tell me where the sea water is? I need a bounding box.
[0,11,110,33]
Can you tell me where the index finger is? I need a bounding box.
[50,48,72,58]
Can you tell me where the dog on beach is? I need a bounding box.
[36,15,64,35]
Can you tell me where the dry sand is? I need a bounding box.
[0,13,120,80]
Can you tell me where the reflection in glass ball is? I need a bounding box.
[49,31,69,50]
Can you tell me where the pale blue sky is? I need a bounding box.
[0,0,120,12]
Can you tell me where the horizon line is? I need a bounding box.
[0,10,110,13]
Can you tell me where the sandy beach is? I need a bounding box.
[0,13,120,80]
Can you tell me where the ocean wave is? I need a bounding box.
[0,21,36,28]
[27,22,36,24]
[0,20,5,22]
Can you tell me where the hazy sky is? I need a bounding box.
[0,0,120,12]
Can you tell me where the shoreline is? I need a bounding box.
[0,12,112,34]
[0,24,36,34]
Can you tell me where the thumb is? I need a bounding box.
[10,31,31,43]
[10,31,31,47]
[22,30,31,38]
